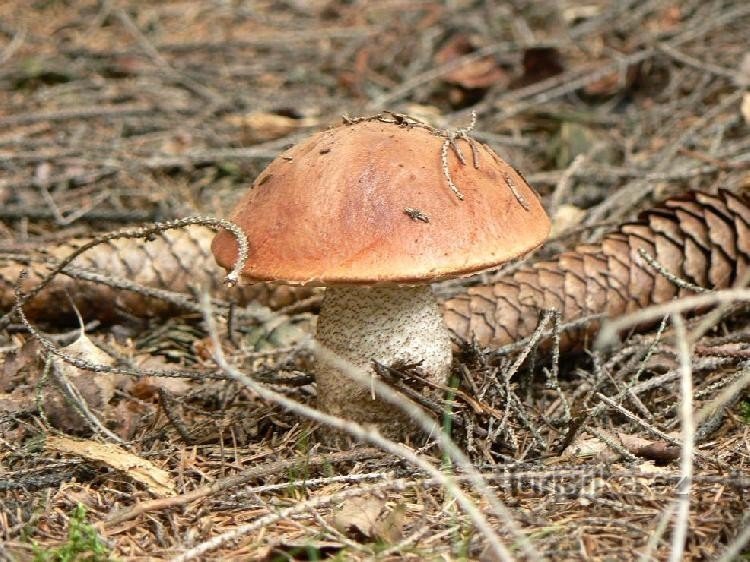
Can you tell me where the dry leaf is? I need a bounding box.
[583,61,640,96]
[563,434,617,461]
[332,495,403,543]
[44,334,119,435]
[551,204,586,236]
[512,46,564,89]
[434,35,507,90]
[620,432,680,464]
[127,354,192,400]
[402,104,444,127]
[45,434,176,497]
[225,112,316,142]
[564,431,680,464]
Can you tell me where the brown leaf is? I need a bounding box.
[512,46,564,88]
[563,434,618,461]
[225,112,316,143]
[624,434,680,464]
[434,35,507,90]
[45,435,176,497]
[126,360,191,402]
[583,61,640,96]
[332,495,404,543]
[43,334,119,435]
[564,431,680,464]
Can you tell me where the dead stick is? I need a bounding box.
[103,447,383,527]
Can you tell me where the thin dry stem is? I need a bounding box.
[668,313,694,562]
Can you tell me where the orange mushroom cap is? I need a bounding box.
[212,119,550,285]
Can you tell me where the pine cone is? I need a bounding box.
[442,190,750,348]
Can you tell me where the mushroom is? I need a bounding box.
[212,116,550,440]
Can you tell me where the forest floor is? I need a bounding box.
[1,1,749,560]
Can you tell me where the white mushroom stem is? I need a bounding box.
[315,285,452,439]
